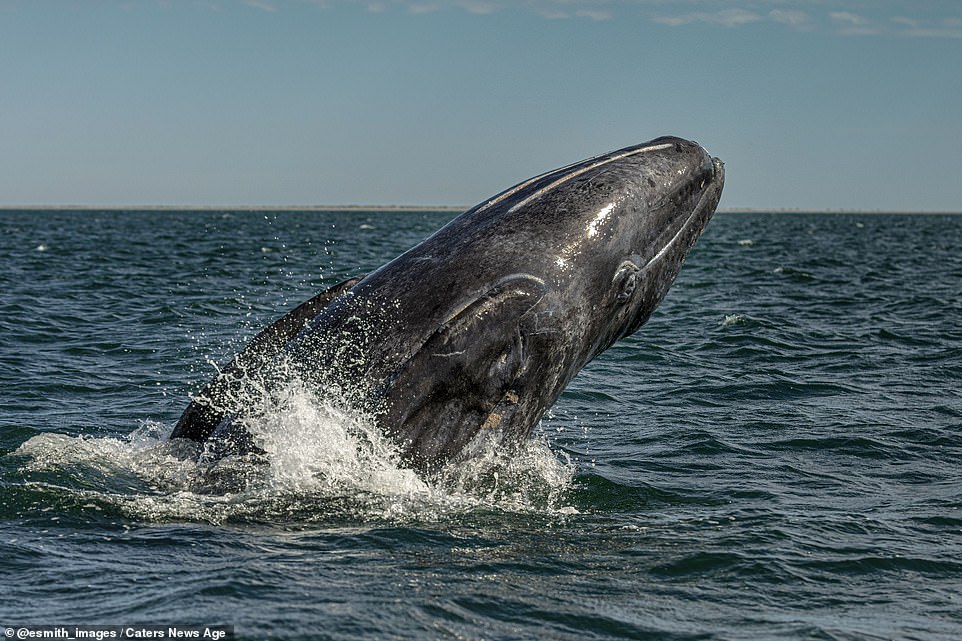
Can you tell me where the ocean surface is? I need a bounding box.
[1,209,960,641]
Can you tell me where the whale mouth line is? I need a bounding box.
[642,157,724,273]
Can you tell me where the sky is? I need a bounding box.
[1,0,960,211]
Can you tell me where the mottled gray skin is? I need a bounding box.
[171,136,725,473]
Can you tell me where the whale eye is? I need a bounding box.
[614,261,640,304]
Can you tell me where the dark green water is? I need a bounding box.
[1,210,960,640]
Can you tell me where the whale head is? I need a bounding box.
[374,136,725,471]
[537,136,726,359]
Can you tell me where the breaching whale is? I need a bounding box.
[171,136,725,473]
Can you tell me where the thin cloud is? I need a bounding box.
[768,9,810,29]
[537,9,569,20]
[891,16,920,29]
[244,0,277,11]
[653,7,814,30]
[458,0,498,15]
[653,8,763,28]
[829,11,881,35]
[575,8,611,22]
[407,2,441,13]
[829,11,868,26]
[827,10,962,39]
[648,4,961,39]
[231,1,962,38]
[891,15,962,39]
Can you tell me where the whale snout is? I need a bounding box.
[706,155,725,208]
[712,156,725,184]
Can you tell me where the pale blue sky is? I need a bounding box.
[1,1,960,210]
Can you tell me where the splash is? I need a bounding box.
[722,314,747,327]
[10,380,576,525]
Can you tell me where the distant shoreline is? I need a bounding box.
[1,205,959,215]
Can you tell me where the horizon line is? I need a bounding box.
[1,205,960,215]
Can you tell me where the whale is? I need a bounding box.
[170,136,725,473]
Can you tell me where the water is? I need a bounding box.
[1,209,960,640]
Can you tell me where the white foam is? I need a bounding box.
[722,314,746,326]
[11,381,576,524]
[244,380,428,498]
